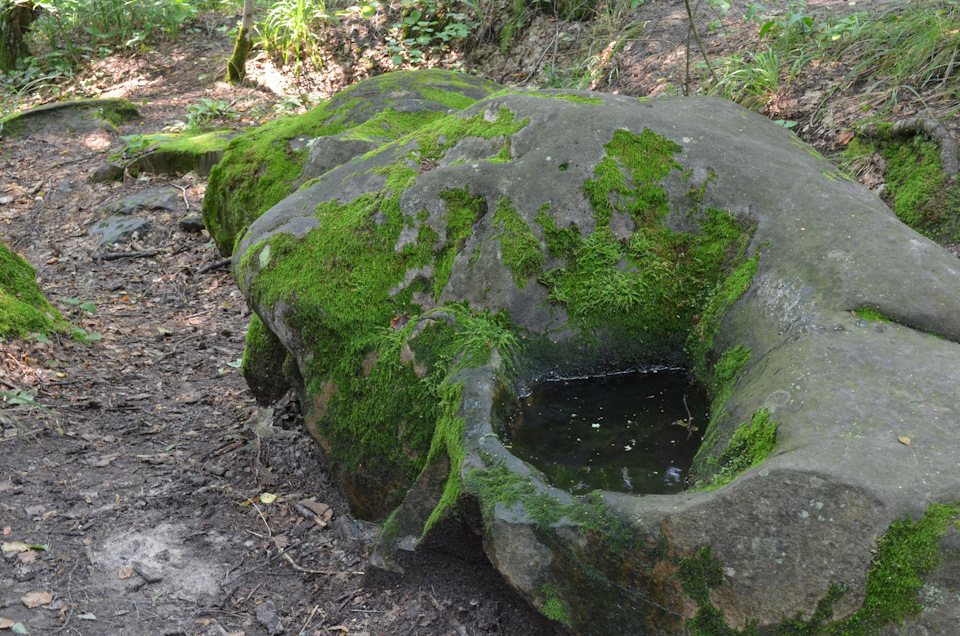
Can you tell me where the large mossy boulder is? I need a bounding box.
[0,98,137,137]
[216,71,960,634]
[201,69,502,256]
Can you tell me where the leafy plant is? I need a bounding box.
[384,0,476,67]
[63,297,98,314]
[1,388,60,440]
[259,0,332,68]
[183,98,236,128]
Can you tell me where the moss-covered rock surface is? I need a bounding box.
[210,71,960,635]
[0,98,138,137]
[0,243,67,338]
[201,69,502,256]
[121,130,236,177]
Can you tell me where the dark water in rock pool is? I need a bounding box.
[505,369,708,495]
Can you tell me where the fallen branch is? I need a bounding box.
[96,250,159,261]
[858,116,959,181]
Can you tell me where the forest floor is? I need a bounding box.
[0,0,956,634]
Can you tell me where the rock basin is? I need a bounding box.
[215,71,960,634]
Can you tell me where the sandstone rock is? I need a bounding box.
[219,71,960,634]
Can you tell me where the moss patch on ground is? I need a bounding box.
[843,136,960,243]
[0,243,67,339]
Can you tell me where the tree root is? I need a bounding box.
[858,116,959,181]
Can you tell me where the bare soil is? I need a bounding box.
[0,1,956,634]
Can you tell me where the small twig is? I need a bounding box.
[222,542,301,586]
[53,559,81,633]
[197,258,232,274]
[684,0,719,86]
[683,394,693,422]
[168,182,190,210]
[96,250,160,262]
[299,605,320,635]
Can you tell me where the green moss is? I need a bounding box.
[137,130,231,154]
[493,196,543,287]
[413,105,529,164]
[693,344,751,461]
[672,502,960,634]
[465,463,638,555]
[540,584,573,627]
[690,407,780,491]
[540,206,752,343]
[241,314,291,403]
[433,187,487,298]
[583,128,682,227]
[830,502,960,635]
[842,135,960,243]
[421,380,467,533]
[0,243,66,339]
[203,71,503,256]
[881,137,952,233]
[505,90,604,105]
[678,546,725,617]
[202,98,360,255]
[417,86,478,110]
[677,547,845,635]
[534,202,582,258]
[853,306,892,323]
[341,108,449,143]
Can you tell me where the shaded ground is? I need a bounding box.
[0,1,956,634]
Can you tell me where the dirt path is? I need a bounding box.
[0,26,564,636]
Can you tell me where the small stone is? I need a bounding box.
[102,186,179,215]
[255,600,284,635]
[178,215,205,233]
[89,162,124,183]
[88,216,151,246]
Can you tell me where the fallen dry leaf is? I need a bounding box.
[837,130,855,145]
[2,542,29,554]
[96,453,120,467]
[0,617,16,628]
[299,499,328,515]
[897,435,911,445]
[18,551,37,565]
[21,591,53,608]
[119,567,134,579]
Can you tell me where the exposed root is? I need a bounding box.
[859,116,959,181]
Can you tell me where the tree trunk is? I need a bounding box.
[0,1,34,72]
[226,0,255,84]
